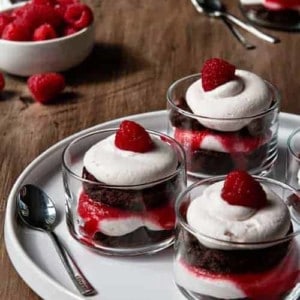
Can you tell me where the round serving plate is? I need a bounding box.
[4,110,300,299]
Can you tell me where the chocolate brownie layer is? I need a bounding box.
[94,227,173,247]
[185,144,269,175]
[177,228,291,274]
[82,167,182,211]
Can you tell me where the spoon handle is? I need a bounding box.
[49,231,97,296]
[221,16,255,50]
[221,12,280,44]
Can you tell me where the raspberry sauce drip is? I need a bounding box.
[174,128,268,153]
[180,243,300,299]
[78,192,175,237]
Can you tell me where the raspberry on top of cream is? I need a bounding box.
[186,58,272,132]
[83,120,178,186]
[187,171,291,249]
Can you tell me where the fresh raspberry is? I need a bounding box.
[19,4,63,31]
[54,0,80,17]
[33,23,57,41]
[6,1,91,40]
[11,4,29,19]
[54,3,67,18]
[62,25,78,36]
[0,73,5,91]
[0,13,13,36]
[201,58,236,91]
[64,4,93,30]
[31,0,56,6]
[57,0,79,4]
[221,170,267,209]
[2,22,31,41]
[115,120,154,153]
[27,73,65,104]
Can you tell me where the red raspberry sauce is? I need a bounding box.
[180,243,300,299]
[77,192,175,237]
[174,128,269,153]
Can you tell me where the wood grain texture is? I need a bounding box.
[0,0,299,299]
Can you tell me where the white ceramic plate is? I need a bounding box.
[4,110,299,300]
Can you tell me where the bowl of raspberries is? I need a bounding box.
[0,0,94,76]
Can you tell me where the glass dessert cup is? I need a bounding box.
[174,176,300,300]
[287,128,300,189]
[239,1,300,32]
[62,129,186,256]
[167,74,280,178]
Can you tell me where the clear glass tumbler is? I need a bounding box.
[167,74,280,178]
[62,129,186,256]
[287,128,300,189]
[174,176,300,299]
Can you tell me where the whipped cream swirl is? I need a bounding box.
[186,70,272,131]
[187,181,291,249]
[83,134,178,186]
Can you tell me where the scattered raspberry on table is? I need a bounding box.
[27,72,66,104]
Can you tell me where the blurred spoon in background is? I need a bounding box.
[191,0,280,44]
[221,16,256,49]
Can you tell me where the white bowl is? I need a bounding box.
[0,3,95,77]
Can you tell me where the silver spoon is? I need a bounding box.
[190,0,255,49]
[191,0,280,44]
[17,184,97,297]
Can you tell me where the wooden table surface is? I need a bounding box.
[1,0,300,299]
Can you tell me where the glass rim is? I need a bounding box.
[62,128,186,188]
[287,127,300,161]
[175,175,300,246]
[166,73,280,121]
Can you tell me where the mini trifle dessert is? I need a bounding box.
[174,170,300,299]
[287,128,300,189]
[62,120,186,255]
[240,0,300,32]
[167,58,280,178]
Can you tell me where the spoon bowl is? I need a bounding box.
[17,184,97,296]
[18,185,56,231]
[192,0,223,15]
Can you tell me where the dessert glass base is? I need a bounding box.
[167,74,280,178]
[287,128,300,190]
[62,129,186,256]
[174,176,300,300]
